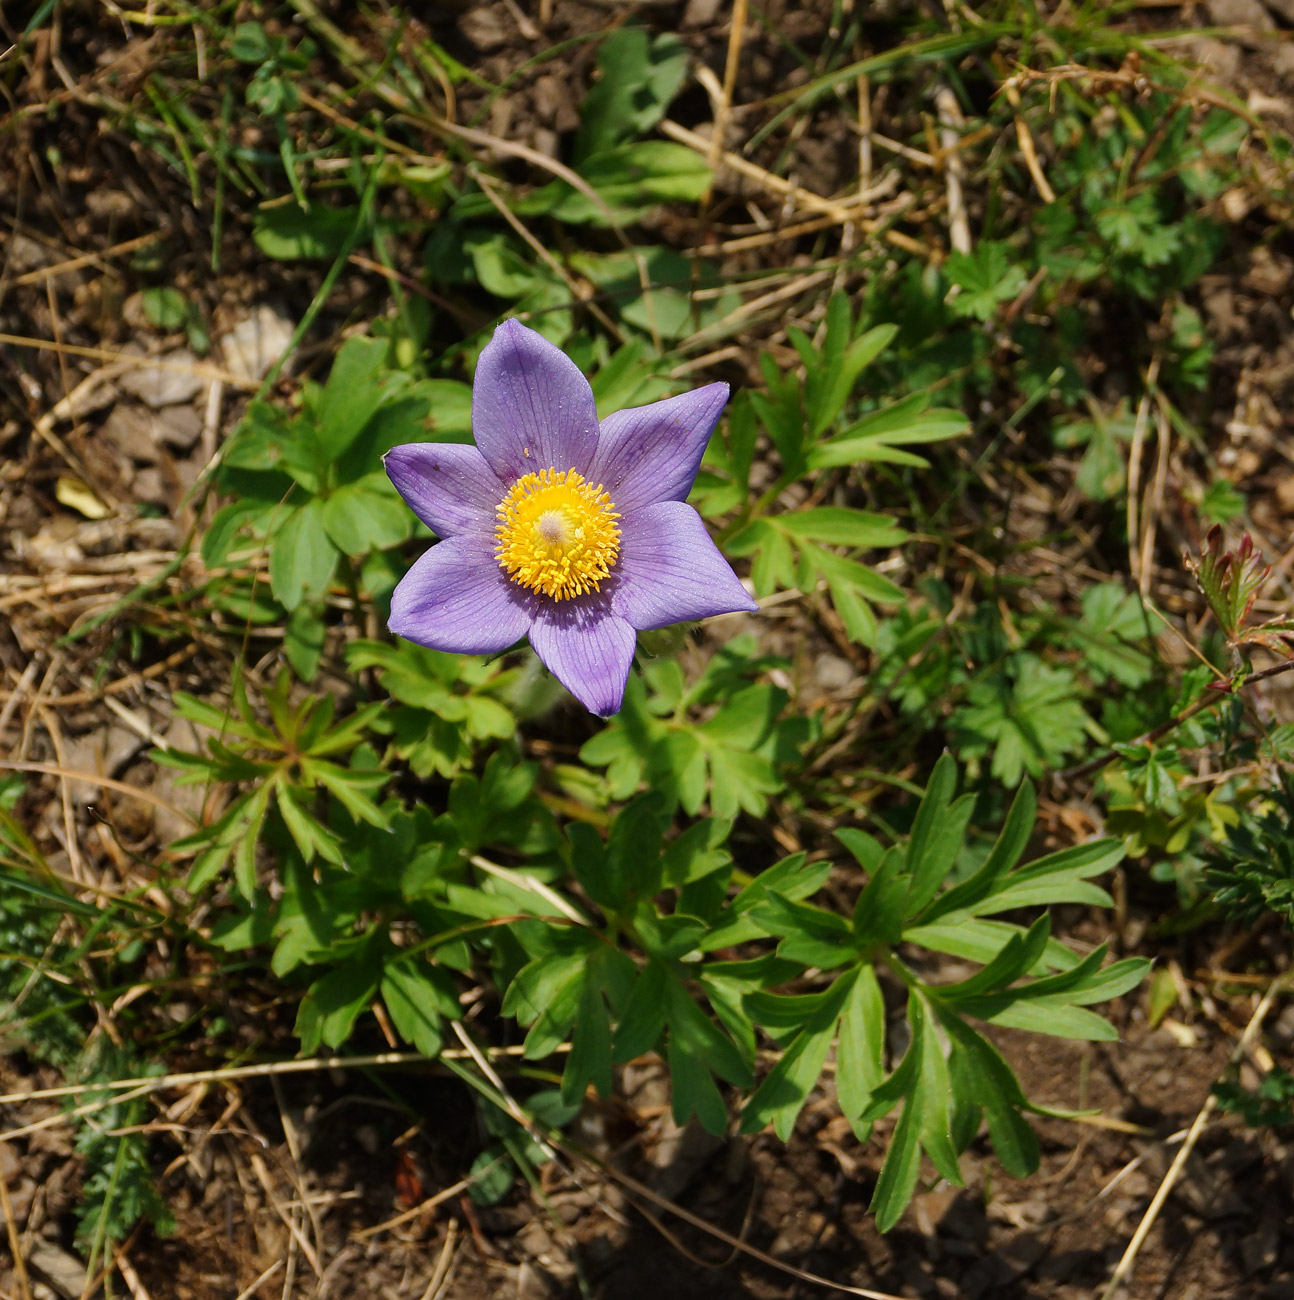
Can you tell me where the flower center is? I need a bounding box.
[494,468,621,601]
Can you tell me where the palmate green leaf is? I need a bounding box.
[947,945,1150,1041]
[903,753,977,917]
[813,324,897,437]
[785,299,896,439]
[509,953,589,1060]
[665,978,752,1131]
[295,945,382,1053]
[850,848,908,948]
[903,917,1081,974]
[935,915,1053,999]
[924,836,1125,925]
[952,656,1090,786]
[917,777,1036,924]
[562,978,614,1106]
[836,963,885,1128]
[582,672,809,820]
[612,960,668,1063]
[174,782,270,896]
[697,852,833,952]
[381,955,460,1056]
[1074,584,1155,687]
[945,241,1028,321]
[961,998,1121,1041]
[300,757,388,828]
[752,893,856,969]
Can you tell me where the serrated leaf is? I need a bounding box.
[382,957,457,1056]
[319,475,409,557]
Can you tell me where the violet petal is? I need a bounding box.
[529,599,636,717]
[589,383,729,513]
[472,320,599,481]
[389,536,533,654]
[611,501,758,631]
[384,442,504,539]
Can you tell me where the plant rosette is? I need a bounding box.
[384,319,756,714]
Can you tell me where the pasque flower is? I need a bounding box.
[384,320,757,715]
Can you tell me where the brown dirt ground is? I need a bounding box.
[3,1,1294,1298]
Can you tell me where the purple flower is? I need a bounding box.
[384,320,757,716]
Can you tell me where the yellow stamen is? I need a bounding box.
[495,468,621,601]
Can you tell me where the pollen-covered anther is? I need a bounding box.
[495,468,621,600]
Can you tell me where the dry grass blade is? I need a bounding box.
[0,332,252,388]
[705,0,748,200]
[351,1171,483,1242]
[416,1220,459,1300]
[0,761,197,825]
[231,1259,283,1300]
[0,1147,33,1300]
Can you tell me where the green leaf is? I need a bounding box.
[381,956,459,1055]
[562,979,613,1105]
[959,998,1121,1041]
[921,778,1036,923]
[1075,584,1155,687]
[269,501,337,610]
[807,322,898,437]
[230,21,273,63]
[952,657,1089,785]
[943,1015,1039,1177]
[836,964,885,1123]
[141,286,188,331]
[253,204,365,261]
[945,241,1028,320]
[850,848,909,948]
[809,394,967,471]
[612,961,668,1063]
[318,336,390,460]
[275,783,344,864]
[870,1083,922,1231]
[903,917,1080,974]
[742,995,847,1140]
[575,29,688,160]
[295,944,381,1052]
[937,915,1054,1000]
[285,601,325,682]
[664,978,752,1129]
[518,142,711,225]
[775,508,906,548]
[904,755,976,916]
[319,474,409,557]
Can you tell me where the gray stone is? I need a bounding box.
[117,349,205,408]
